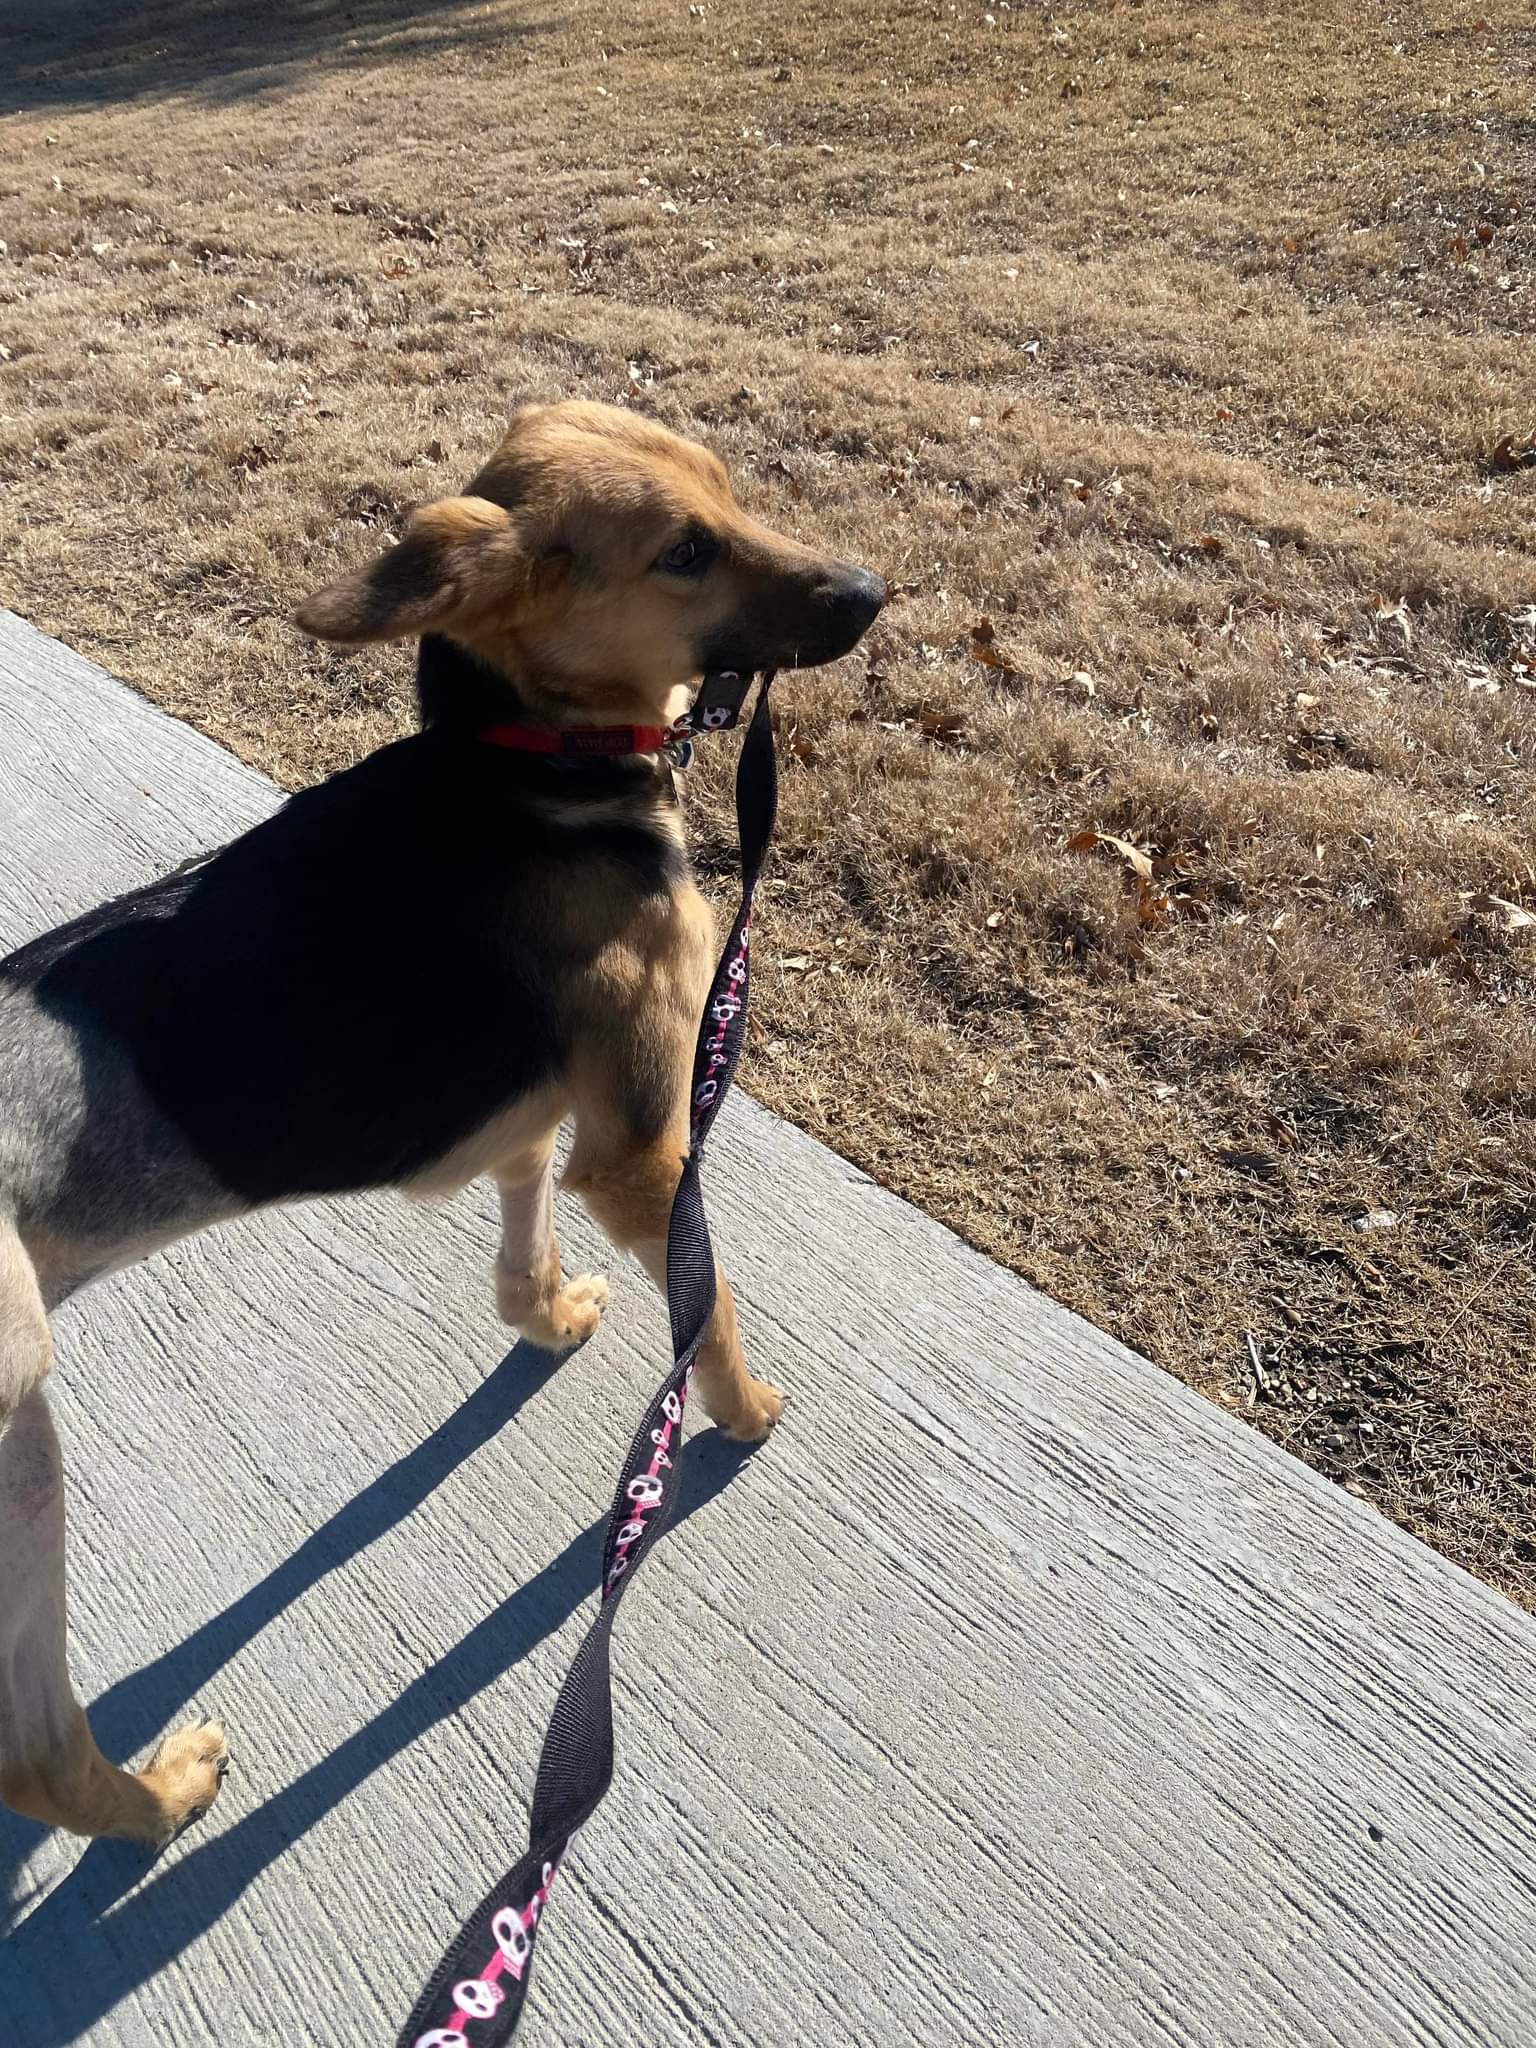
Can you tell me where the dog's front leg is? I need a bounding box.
[565,1131,783,1443]
[493,1137,608,1352]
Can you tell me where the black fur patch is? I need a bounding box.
[2,664,685,1205]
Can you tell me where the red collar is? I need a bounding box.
[478,721,671,758]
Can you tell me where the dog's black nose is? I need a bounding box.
[822,565,887,636]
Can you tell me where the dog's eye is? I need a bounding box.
[656,537,713,576]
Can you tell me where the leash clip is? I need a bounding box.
[664,668,755,770]
[681,669,753,736]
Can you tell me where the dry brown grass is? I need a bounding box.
[3,1,1536,1596]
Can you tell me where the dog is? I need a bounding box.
[0,399,884,1849]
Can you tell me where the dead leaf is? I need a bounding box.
[781,954,814,971]
[1476,222,1496,245]
[1066,829,1155,883]
[765,457,803,499]
[788,726,821,765]
[1221,1147,1281,1180]
[1286,729,1384,774]
[1491,431,1536,473]
[1373,594,1412,646]
[1352,1209,1399,1234]
[1195,534,1223,555]
[1446,232,1470,261]
[1134,881,1171,928]
[985,910,1005,929]
[1282,235,1300,255]
[969,617,1023,678]
[1463,892,1536,931]
[917,709,967,746]
[387,212,439,245]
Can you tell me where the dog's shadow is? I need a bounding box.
[0,1341,761,2045]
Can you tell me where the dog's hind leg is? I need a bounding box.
[0,1223,227,1844]
[492,1134,609,1352]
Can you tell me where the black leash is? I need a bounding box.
[401,671,776,2048]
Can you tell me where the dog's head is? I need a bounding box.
[295,400,885,724]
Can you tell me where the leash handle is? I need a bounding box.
[399,678,776,2048]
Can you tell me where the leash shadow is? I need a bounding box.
[0,1342,763,2046]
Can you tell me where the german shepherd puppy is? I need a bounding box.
[0,400,884,1848]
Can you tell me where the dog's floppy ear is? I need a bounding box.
[293,495,518,644]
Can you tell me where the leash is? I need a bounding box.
[401,669,775,2048]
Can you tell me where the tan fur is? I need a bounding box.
[565,1137,780,1443]
[490,1134,610,1353]
[301,407,798,1427]
[557,879,782,1441]
[0,1223,52,1413]
[0,1233,227,1843]
[401,1083,568,1198]
[1,401,871,1848]
[472,848,777,1431]
[297,400,841,729]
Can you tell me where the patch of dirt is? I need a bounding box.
[1238,1320,1536,1587]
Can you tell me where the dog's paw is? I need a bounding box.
[719,1378,786,1443]
[504,1272,609,1352]
[547,1272,609,1347]
[138,1717,229,1846]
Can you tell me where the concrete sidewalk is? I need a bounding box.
[1,606,1532,2048]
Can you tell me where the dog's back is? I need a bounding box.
[1,733,575,1264]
